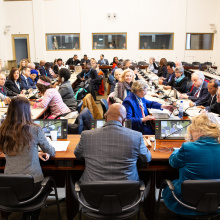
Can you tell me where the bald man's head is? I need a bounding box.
[105,103,127,125]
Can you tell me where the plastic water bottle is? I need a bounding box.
[178,101,184,119]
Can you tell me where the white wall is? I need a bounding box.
[0,0,220,68]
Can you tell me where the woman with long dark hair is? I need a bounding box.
[0,96,55,218]
[5,68,24,95]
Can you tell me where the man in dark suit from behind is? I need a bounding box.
[74,103,151,182]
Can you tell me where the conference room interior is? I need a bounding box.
[1,0,220,220]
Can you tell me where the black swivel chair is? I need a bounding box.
[0,174,61,220]
[138,61,148,66]
[100,99,108,118]
[192,62,201,66]
[75,180,145,220]
[68,107,93,134]
[155,179,220,220]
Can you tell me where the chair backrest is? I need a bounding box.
[100,99,108,117]
[186,80,193,92]
[203,62,212,66]
[80,180,140,215]
[182,180,220,213]
[192,61,200,66]
[138,61,147,66]
[0,174,34,206]
[108,74,114,84]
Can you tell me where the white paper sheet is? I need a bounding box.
[46,137,69,151]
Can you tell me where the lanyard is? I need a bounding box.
[43,66,47,76]
[84,69,91,78]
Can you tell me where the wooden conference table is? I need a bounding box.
[0,134,185,220]
[70,64,217,70]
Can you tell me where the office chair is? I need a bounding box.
[203,62,212,66]
[108,74,114,84]
[192,62,201,66]
[155,179,220,220]
[138,61,148,66]
[68,107,93,134]
[0,174,61,220]
[75,180,145,220]
[100,99,108,118]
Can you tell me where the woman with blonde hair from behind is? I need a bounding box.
[114,68,134,103]
[163,113,220,215]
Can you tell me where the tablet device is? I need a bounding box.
[155,119,191,140]
[34,119,68,139]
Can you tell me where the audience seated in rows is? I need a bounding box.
[148,57,158,74]
[30,76,71,119]
[66,54,81,66]
[5,68,25,95]
[21,66,37,90]
[163,113,220,215]
[123,80,174,135]
[74,103,151,182]
[180,71,209,106]
[163,66,188,93]
[0,96,55,219]
[57,68,77,111]
[114,68,134,104]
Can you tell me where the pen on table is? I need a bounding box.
[154,139,156,152]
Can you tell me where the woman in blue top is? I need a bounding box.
[163,113,220,215]
[123,80,173,134]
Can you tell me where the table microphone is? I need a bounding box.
[163,123,190,139]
